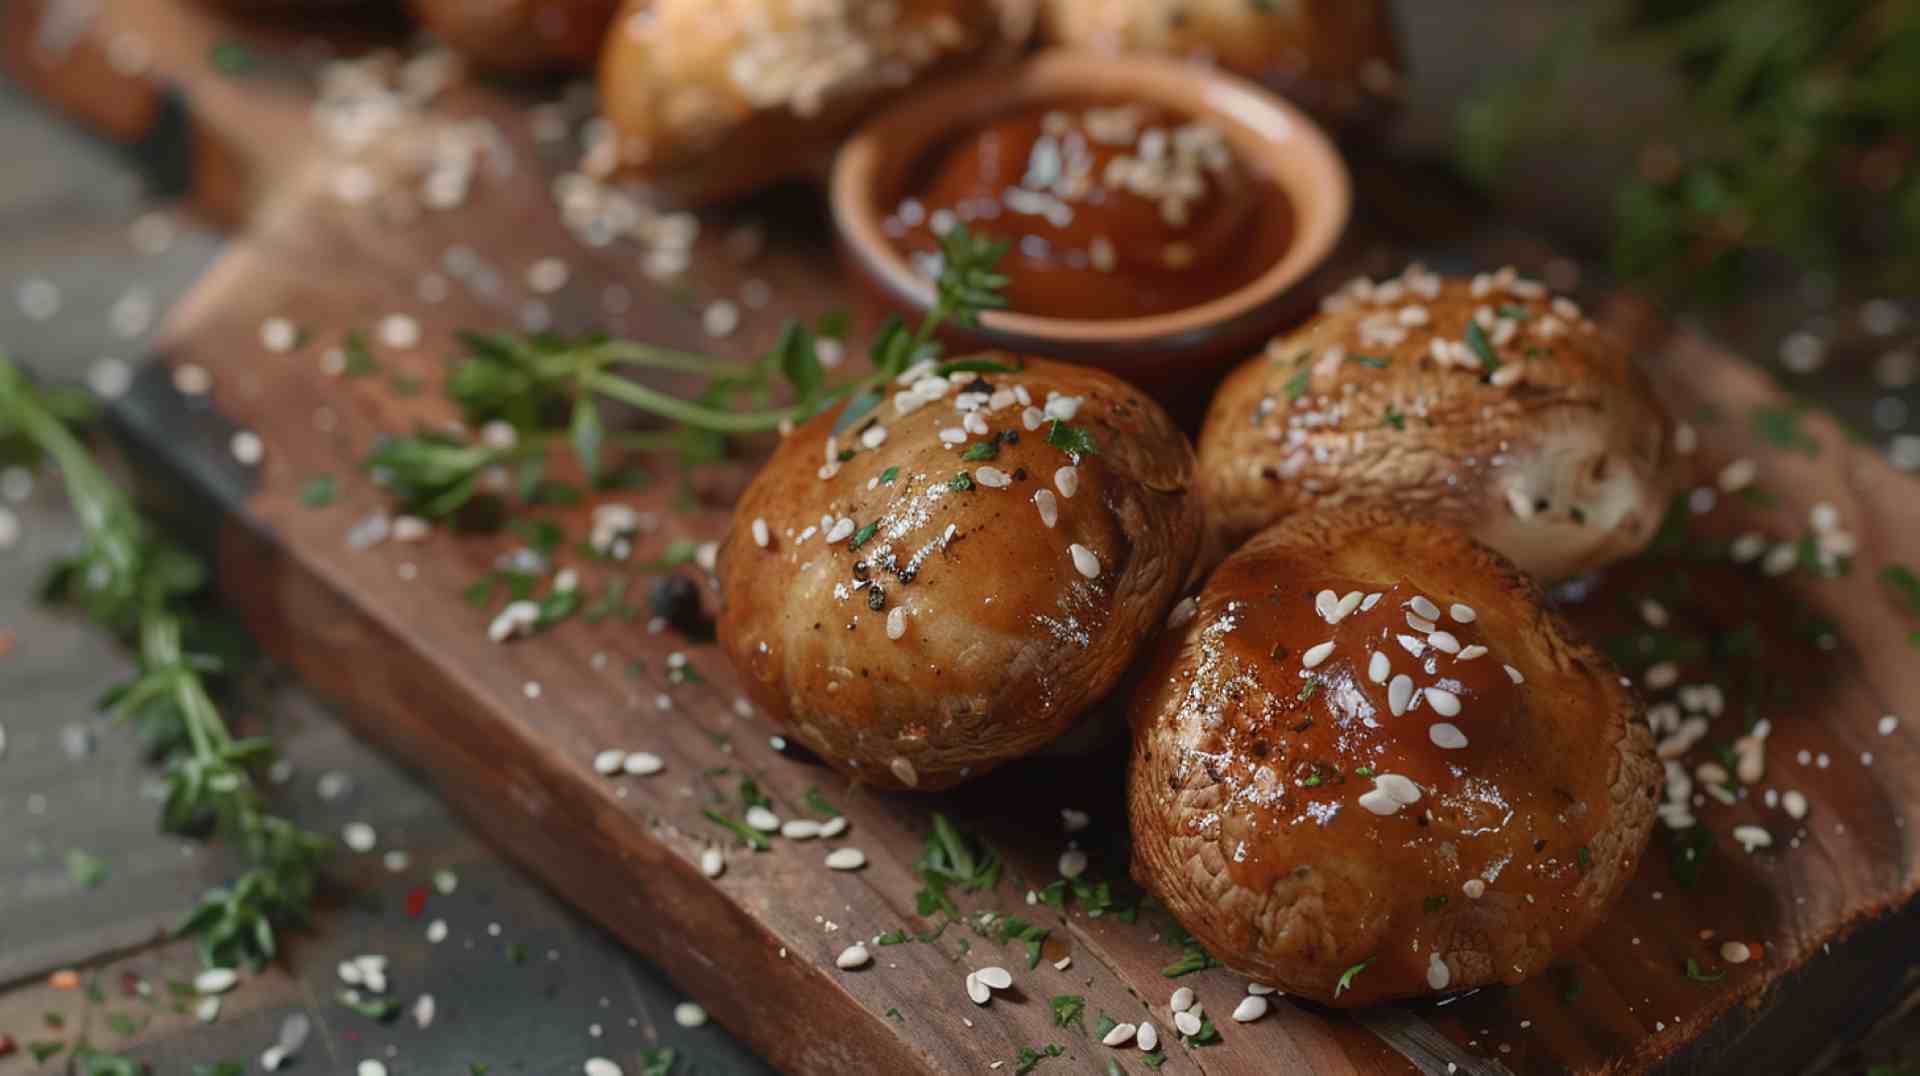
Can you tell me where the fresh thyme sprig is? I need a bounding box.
[0,354,328,972]
[366,224,1011,518]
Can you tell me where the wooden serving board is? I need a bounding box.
[9,3,1920,1073]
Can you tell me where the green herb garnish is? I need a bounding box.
[703,809,771,851]
[1046,421,1099,458]
[1465,320,1500,370]
[1049,994,1086,1029]
[298,474,336,507]
[849,521,879,549]
[947,472,975,493]
[1335,957,1373,997]
[1014,1044,1066,1074]
[1684,958,1725,983]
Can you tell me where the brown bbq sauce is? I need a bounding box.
[1180,573,1600,912]
[886,101,1294,320]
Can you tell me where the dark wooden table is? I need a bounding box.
[3,8,1919,1069]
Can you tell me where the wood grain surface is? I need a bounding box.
[5,2,1918,1073]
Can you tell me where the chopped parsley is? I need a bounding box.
[1283,366,1312,400]
[874,929,911,945]
[1014,1044,1066,1074]
[737,778,771,810]
[961,439,1001,461]
[849,521,879,549]
[299,474,337,507]
[1683,958,1725,983]
[1465,319,1500,371]
[1577,845,1592,871]
[947,472,975,493]
[1347,354,1392,368]
[1185,1017,1222,1045]
[1751,403,1820,456]
[1297,680,1320,701]
[1884,563,1920,615]
[1049,994,1086,1029]
[66,848,108,889]
[1334,957,1373,997]
[1496,303,1533,320]
[1046,421,1099,458]
[1423,894,1449,913]
[878,466,900,485]
[885,1006,903,1022]
[913,813,1000,918]
[337,990,402,1021]
[1384,405,1406,430]
[702,808,771,851]
[994,914,1052,968]
[804,786,841,818]
[1094,1013,1119,1039]
[1142,1051,1168,1070]
[1161,945,1219,978]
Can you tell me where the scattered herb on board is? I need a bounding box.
[337,990,402,1022]
[1050,994,1086,1029]
[1684,958,1725,983]
[1283,366,1312,400]
[1095,1013,1119,1040]
[1335,957,1374,997]
[365,225,1007,518]
[703,809,771,852]
[874,930,911,945]
[1384,405,1406,430]
[1751,403,1820,456]
[1142,1051,1168,1070]
[298,474,337,507]
[994,915,1052,969]
[0,354,328,972]
[638,1047,677,1076]
[1186,1017,1222,1045]
[1014,1044,1066,1074]
[804,787,841,818]
[913,813,1000,918]
[66,849,108,890]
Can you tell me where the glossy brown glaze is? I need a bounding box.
[887,101,1293,320]
[1196,264,1673,579]
[1129,507,1660,1005]
[411,0,618,74]
[718,354,1200,791]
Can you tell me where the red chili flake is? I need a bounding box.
[406,886,428,918]
[0,629,16,658]
[120,971,143,996]
[0,1033,16,1057]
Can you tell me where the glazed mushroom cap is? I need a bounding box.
[594,0,1003,205]
[410,0,620,74]
[1127,507,1660,1006]
[1196,264,1674,581]
[1033,0,1404,124]
[718,354,1200,792]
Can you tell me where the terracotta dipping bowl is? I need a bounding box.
[830,50,1351,387]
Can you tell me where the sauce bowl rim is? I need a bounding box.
[830,49,1353,347]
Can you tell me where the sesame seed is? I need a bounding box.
[702,300,740,338]
[1166,596,1197,629]
[1169,987,1194,1013]
[1302,641,1335,668]
[1137,1022,1159,1051]
[1427,952,1451,990]
[825,847,866,870]
[1783,790,1808,819]
[585,1060,621,1076]
[1247,983,1277,996]
[1069,543,1101,579]
[1055,466,1080,498]
[1406,613,1437,634]
[527,257,570,294]
[593,749,625,775]
[825,518,855,544]
[939,427,968,445]
[1645,662,1679,690]
[1314,589,1339,620]
[1409,596,1440,621]
[1388,675,1415,716]
[1429,722,1469,750]
[1034,488,1059,528]
[378,314,421,349]
[1058,849,1088,878]
[889,757,918,787]
[1462,879,1486,899]
[1232,996,1269,1023]
[819,816,848,838]
[1504,664,1525,684]
[885,606,907,640]
[752,517,770,547]
[1449,603,1476,623]
[1368,651,1390,684]
[1425,688,1461,716]
[195,967,239,994]
[260,317,299,353]
[1427,631,1461,654]
[1720,941,1751,965]
[342,822,377,852]
[1878,714,1900,735]
[976,466,1011,488]
[835,943,872,970]
[1718,459,1757,493]
[1358,786,1402,816]
[674,1002,707,1028]
[861,425,888,449]
[623,752,663,776]
[1174,1011,1203,1037]
[965,972,991,1005]
[1733,825,1772,853]
[1103,1021,1138,1045]
[700,848,724,878]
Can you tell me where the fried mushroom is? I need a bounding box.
[1128,507,1660,1005]
[1196,264,1673,580]
[1033,0,1404,125]
[410,0,620,74]
[594,0,1004,205]
[717,354,1200,791]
